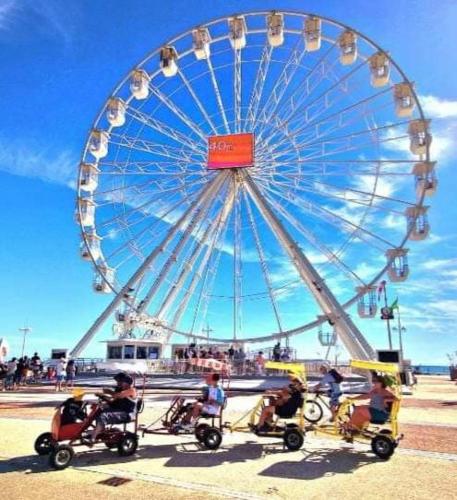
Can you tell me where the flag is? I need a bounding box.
[380,306,394,320]
[377,280,386,301]
[390,298,399,310]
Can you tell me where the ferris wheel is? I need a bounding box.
[72,11,436,359]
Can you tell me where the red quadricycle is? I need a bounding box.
[141,357,230,450]
[34,386,144,470]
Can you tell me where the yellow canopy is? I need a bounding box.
[264,361,306,377]
[350,359,399,374]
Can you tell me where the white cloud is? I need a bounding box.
[0,0,17,30]
[381,213,405,232]
[419,95,457,119]
[0,137,76,189]
[420,257,457,271]
[0,0,78,45]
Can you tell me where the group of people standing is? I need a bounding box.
[0,353,77,392]
[0,352,43,390]
[54,357,77,392]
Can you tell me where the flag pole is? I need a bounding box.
[397,305,404,363]
[383,286,393,350]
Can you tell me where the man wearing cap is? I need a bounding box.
[89,373,137,444]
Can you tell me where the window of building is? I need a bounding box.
[124,345,135,359]
[107,346,122,359]
[136,346,147,359]
[148,346,159,359]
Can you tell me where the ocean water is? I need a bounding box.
[412,365,450,375]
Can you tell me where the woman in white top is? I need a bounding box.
[55,358,67,392]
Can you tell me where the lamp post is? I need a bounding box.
[392,306,406,363]
[201,324,213,342]
[19,326,32,358]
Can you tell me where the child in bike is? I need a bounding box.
[315,364,343,420]
[179,372,224,430]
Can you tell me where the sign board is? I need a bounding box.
[377,350,400,364]
[207,133,254,169]
[51,348,69,360]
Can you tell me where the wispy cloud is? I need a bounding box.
[0,0,79,45]
[0,0,18,30]
[0,137,76,189]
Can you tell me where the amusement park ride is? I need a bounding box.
[71,11,435,363]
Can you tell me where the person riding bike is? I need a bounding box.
[179,372,224,430]
[88,372,137,445]
[256,372,306,432]
[315,364,343,420]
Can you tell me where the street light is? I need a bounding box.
[19,325,32,358]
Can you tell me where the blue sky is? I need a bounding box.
[1,0,456,364]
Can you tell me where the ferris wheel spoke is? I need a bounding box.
[242,171,375,359]
[178,68,219,135]
[268,119,410,162]
[148,84,207,141]
[98,176,210,230]
[135,171,229,315]
[234,48,242,133]
[253,36,306,137]
[125,106,206,154]
[258,187,366,286]
[262,88,394,159]
[260,63,382,156]
[92,175,180,201]
[243,189,284,332]
[155,198,227,320]
[103,188,204,263]
[109,132,205,163]
[71,174,224,357]
[258,158,415,176]
[268,175,408,216]
[260,181,394,250]
[206,57,230,134]
[98,159,201,174]
[263,85,395,157]
[269,131,410,165]
[255,40,339,141]
[232,173,243,338]
[304,178,415,207]
[244,44,272,132]
[190,183,237,335]
[169,185,234,332]
[284,55,369,124]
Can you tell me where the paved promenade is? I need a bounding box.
[1,375,456,499]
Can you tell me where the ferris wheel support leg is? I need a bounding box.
[135,171,229,316]
[243,172,376,361]
[70,174,224,358]
[168,187,236,336]
[156,185,233,321]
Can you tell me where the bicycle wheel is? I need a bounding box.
[304,399,324,423]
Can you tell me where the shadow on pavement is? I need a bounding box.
[0,438,294,474]
[259,446,378,480]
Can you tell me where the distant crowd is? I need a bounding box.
[0,352,77,392]
[173,341,293,375]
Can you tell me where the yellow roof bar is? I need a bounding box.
[350,359,399,374]
[265,361,306,376]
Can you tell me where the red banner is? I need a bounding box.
[207,133,254,169]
